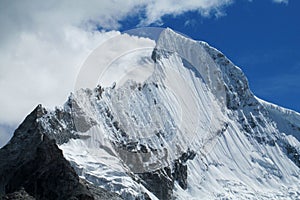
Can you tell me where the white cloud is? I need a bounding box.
[272,0,288,4]
[0,27,118,126]
[0,0,234,127]
[139,0,233,25]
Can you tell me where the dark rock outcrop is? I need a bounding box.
[137,149,196,199]
[284,143,300,168]
[80,179,123,200]
[172,149,196,190]
[172,161,187,189]
[3,188,35,200]
[40,94,97,145]
[138,167,173,200]
[0,105,122,200]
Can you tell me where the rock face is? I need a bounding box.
[138,167,173,200]
[3,188,35,200]
[0,105,121,200]
[137,150,196,199]
[172,149,196,190]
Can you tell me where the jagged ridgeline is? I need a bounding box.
[1,28,300,200]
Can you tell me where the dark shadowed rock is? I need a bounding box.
[138,167,173,200]
[3,188,35,200]
[0,105,122,200]
[172,160,188,190]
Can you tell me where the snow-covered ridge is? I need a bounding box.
[155,28,256,111]
[258,97,300,141]
[34,28,300,199]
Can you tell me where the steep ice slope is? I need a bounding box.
[37,28,300,199]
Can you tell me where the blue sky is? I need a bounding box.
[0,0,299,147]
[182,1,300,112]
[118,0,300,112]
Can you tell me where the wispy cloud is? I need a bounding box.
[272,0,288,4]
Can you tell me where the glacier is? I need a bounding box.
[2,28,300,199]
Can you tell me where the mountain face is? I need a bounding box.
[1,28,300,199]
[0,105,122,200]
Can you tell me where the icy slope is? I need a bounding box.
[22,28,300,199]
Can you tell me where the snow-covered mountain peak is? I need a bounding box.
[2,28,300,199]
[154,27,256,112]
[41,28,300,199]
[155,28,226,103]
[39,28,300,199]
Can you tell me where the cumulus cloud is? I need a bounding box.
[0,27,118,125]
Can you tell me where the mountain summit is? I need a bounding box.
[1,28,300,199]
